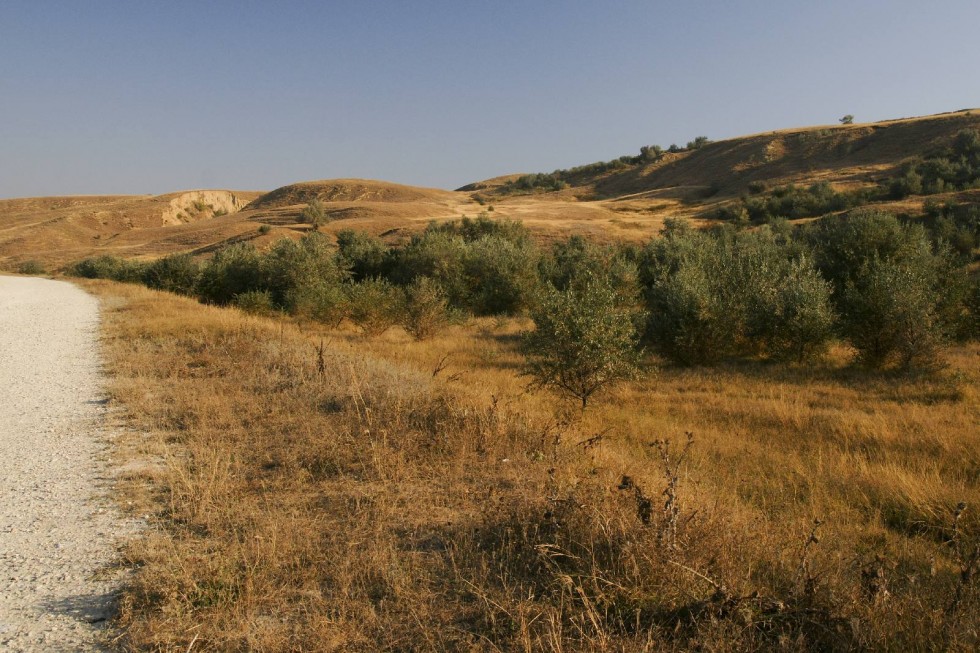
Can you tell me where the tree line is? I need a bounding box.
[70,209,980,402]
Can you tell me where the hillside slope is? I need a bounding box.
[2,109,978,268]
[0,191,261,267]
[472,110,980,200]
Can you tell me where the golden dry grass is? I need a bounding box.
[92,280,980,651]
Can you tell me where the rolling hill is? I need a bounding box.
[1,109,978,269]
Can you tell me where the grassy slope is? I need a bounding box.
[96,281,980,650]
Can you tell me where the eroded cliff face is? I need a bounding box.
[160,190,251,225]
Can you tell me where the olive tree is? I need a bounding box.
[521,272,645,408]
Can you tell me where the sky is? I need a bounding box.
[2,0,979,198]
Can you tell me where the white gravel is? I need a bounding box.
[0,276,129,652]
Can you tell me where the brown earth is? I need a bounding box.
[1,109,978,269]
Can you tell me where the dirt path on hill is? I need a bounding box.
[0,276,128,651]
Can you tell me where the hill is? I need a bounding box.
[0,190,262,267]
[1,109,978,269]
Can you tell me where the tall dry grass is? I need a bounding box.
[92,281,979,651]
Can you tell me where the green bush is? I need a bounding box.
[842,257,947,368]
[346,278,403,336]
[335,229,389,281]
[963,279,980,341]
[232,290,275,316]
[391,231,469,306]
[804,210,929,292]
[16,260,45,275]
[300,198,326,229]
[686,136,710,149]
[521,271,645,408]
[262,233,345,309]
[641,225,751,364]
[808,210,967,368]
[142,254,200,295]
[642,235,734,365]
[69,255,147,283]
[749,256,837,362]
[725,182,859,224]
[287,281,348,327]
[463,235,541,315]
[427,214,531,245]
[402,277,451,341]
[196,243,264,305]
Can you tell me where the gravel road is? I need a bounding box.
[0,276,128,651]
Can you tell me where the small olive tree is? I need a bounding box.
[300,198,326,230]
[347,278,403,336]
[521,273,645,408]
[402,276,451,340]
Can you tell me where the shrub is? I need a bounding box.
[842,257,947,368]
[300,198,326,229]
[335,229,389,281]
[262,233,346,309]
[232,290,275,316]
[641,225,754,364]
[888,166,923,199]
[521,271,645,408]
[640,144,663,161]
[463,235,541,315]
[963,279,980,341]
[840,114,854,125]
[142,253,200,295]
[729,182,858,224]
[196,243,264,305]
[346,278,403,336]
[506,173,567,193]
[16,260,45,275]
[686,136,710,149]
[287,281,348,327]
[391,231,469,306]
[643,245,733,365]
[642,224,819,364]
[402,277,451,341]
[427,214,531,245]
[804,210,929,292]
[749,256,837,362]
[807,210,967,368]
[69,255,146,283]
[257,224,272,235]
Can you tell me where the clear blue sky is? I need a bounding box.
[2,0,978,198]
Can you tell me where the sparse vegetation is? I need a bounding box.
[16,260,45,275]
[716,181,867,224]
[94,278,980,651]
[300,197,326,229]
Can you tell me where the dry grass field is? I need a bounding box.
[92,281,980,651]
